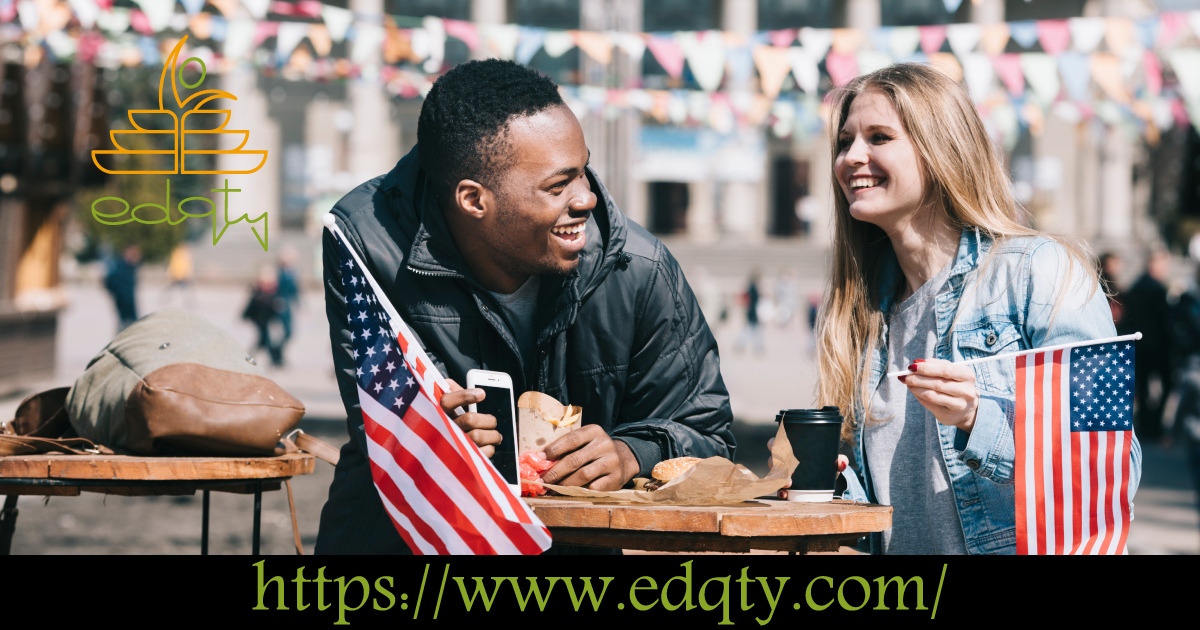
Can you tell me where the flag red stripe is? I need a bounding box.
[363,416,451,554]
[1051,350,1065,554]
[1099,429,1117,554]
[1033,352,1047,556]
[1070,429,1082,553]
[1014,354,1028,555]
[396,331,409,354]
[405,405,545,554]
[365,411,495,554]
[416,357,426,379]
[1115,431,1132,554]
[1082,431,1100,554]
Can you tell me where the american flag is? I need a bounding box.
[327,222,552,555]
[1015,341,1134,555]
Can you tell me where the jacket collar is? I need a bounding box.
[876,227,990,315]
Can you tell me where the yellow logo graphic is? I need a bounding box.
[91,36,268,175]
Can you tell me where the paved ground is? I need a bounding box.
[3,272,1197,554]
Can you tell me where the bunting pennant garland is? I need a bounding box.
[946,23,982,57]
[479,23,518,61]
[888,26,920,58]
[574,29,612,65]
[1009,20,1039,49]
[1021,53,1060,108]
[981,22,1010,56]
[918,24,946,56]
[787,46,819,94]
[646,34,684,78]
[825,51,859,87]
[442,18,478,52]
[679,30,725,92]
[993,53,1025,97]
[752,45,790,98]
[1038,19,1071,55]
[1058,51,1091,102]
[514,25,544,64]
[961,53,994,103]
[320,3,352,43]
[798,26,832,58]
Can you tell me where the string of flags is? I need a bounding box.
[3,0,1200,147]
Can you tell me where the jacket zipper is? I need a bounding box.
[406,266,461,279]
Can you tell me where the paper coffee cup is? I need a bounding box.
[776,407,842,503]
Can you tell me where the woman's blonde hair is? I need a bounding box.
[817,63,1097,442]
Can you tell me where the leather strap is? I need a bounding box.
[290,430,340,466]
[284,480,304,555]
[0,434,112,456]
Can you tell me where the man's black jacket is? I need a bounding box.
[315,146,734,554]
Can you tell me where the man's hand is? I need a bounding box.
[541,425,640,491]
[441,379,503,458]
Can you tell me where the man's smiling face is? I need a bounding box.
[478,104,597,281]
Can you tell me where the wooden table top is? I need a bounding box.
[523,496,892,553]
[0,453,315,481]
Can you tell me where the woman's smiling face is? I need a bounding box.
[834,89,926,230]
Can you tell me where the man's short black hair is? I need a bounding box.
[417,59,565,207]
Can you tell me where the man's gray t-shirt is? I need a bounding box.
[487,275,541,368]
[865,260,968,555]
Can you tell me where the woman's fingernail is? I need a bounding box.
[898,375,907,383]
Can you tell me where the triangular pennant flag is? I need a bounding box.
[421,16,445,73]
[574,30,613,65]
[1068,17,1106,53]
[831,28,862,54]
[542,30,575,58]
[768,28,796,48]
[946,23,982,57]
[1037,19,1070,55]
[223,18,255,60]
[943,0,963,12]
[1132,17,1156,50]
[992,53,1024,96]
[308,23,331,57]
[825,51,859,87]
[858,50,891,76]
[1009,20,1038,49]
[384,27,414,64]
[888,26,920,58]
[981,22,1009,56]
[1020,52,1060,107]
[726,44,754,86]
[320,5,351,43]
[209,14,226,41]
[918,24,946,56]
[480,23,519,60]
[276,21,306,58]
[241,0,268,20]
[1144,50,1162,96]
[611,31,645,63]
[514,26,544,64]
[1159,12,1187,47]
[787,46,819,94]
[1091,52,1128,103]
[678,31,725,91]
[1189,11,1200,42]
[799,27,832,58]
[253,20,278,47]
[189,12,212,39]
[645,34,683,77]
[930,51,962,83]
[1057,51,1090,101]
[15,0,39,31]
[351,22,384,64]
[133,0,173,33]
[130,9,153,35]
[753,45,790,98]
[867,26,891,54]
[1168,50,1200,125]
[1105,17,1134,55]
[442,18,478,51]
[179,0,203,16]
[961,53,994,103]
[68,0,99,29]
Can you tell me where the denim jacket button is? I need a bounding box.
[966,458,981,469]
[985,333,997,346]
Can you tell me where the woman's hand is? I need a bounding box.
[899,358,979,432]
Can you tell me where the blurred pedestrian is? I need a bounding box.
[1125,250,1173,440]
[1169,354,1200,527]
[242,265,285,366]
[163,243,194,308]
[276,247,300,363]
[1098,252,1126,328]
[735,270,763,353]
[104,244,140,333]
[807,291,822,352]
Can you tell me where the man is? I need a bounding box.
[105,244,140,333]
[1124,250,1172,440]
[316,60,734,554]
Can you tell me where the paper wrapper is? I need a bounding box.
[525,421,800,505]
[518,404,581,454]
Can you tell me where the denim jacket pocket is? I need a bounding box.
[955,320,1022,396]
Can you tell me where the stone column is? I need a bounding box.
[843,0,880,30]
[347,0,401,185]
[688,180,717,242]
[969,0,1004,24]
[470,0,506,60]
[717,0,766,242]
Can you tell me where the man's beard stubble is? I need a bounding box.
[488,188,577,280]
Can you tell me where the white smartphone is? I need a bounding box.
[464,369,520,494]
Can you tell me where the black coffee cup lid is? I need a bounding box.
[776,406,842,423]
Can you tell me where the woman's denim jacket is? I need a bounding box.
[841,229,1142,554]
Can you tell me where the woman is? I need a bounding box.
[798,64,1141,554]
